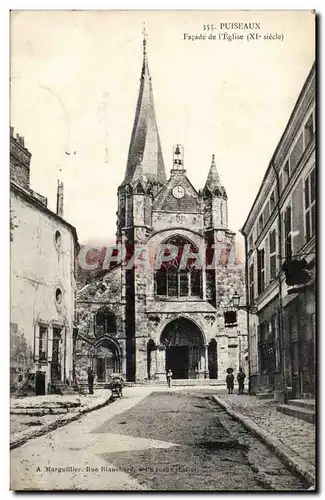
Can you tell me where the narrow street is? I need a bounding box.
[11,389,307,491]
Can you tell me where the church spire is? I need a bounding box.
[203,154,225,195]
[122,25,166,186]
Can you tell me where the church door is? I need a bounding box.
[160,318,204,379]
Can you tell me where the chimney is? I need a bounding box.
[10,126,14,137]
[56,180,64,218]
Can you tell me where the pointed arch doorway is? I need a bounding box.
[91,337,121,382]
[160,318,205,379]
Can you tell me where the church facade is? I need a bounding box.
[75,38,247,383]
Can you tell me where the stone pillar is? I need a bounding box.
[200,348,205,372]
[204,344,209,378]
[149,348,156,380]
[135,338,148,382]
[202,267,207,301]
[155,345,166,380]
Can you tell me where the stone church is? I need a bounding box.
[76,37,247,383]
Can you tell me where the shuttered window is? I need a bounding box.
[304,167,316,242]
[269,229,277,280]
[249,262,254,303]
[284,205,292,259]
[304,112,315,147]
[290,133,304,172]
[37,325,48,362]
[257,248,265,294]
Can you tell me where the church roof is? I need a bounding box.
[204,154,227,197]
[122,34,166,186]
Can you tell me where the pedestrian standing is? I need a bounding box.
[166,369,173,388]
[237,367,246,394]
[87,367,95,395]
[226,372,234,394]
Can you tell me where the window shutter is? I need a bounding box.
[292,179,304,253]
[34,324,40,361]
[264,238,269,286]
[47,325,53,362]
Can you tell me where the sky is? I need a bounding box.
[10,10,315,253]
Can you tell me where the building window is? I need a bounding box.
[249,235,253,252]
[258,214,264,234]
[304,112,315,147]
[257,248,265,294]
[269,189,276,213]
[224,311,238,327]
[155,236,202,299]
[269,229,277,280]
[263,203,270,226]
[39,326,48,362]
[156,270,167,295]
[55,288,62,304]
[290,133,304,172]
[95,307,116,335]
[249,262,254,303]
[304,168,316,242]
[282,160,290,189]
[284,205,292,259]
[54,230,62,248]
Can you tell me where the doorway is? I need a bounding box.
[166,346,189,379]
[160,317,204,379]
[35,371,46,395]
[51,328,62,382]
[93,337,121,382]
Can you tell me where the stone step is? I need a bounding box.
[288,399,315,411]
[276,403,315,424]
[147,379,225,386]
[256,392,274,400]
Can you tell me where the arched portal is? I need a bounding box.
[160,318,205,379]
[91,337,121,382]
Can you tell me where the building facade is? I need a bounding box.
[10,127,79,395]
[241,63,315,398]
[76,39,248,383]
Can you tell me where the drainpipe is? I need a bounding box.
[270,160,287,403]
[238,229,252,394]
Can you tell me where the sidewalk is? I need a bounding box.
[10,390,112,449]
[213,394,316,486]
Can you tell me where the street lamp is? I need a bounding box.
[232,291,241,308]
[230,291,257,395]
[231,291,258,314]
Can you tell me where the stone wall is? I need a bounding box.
[10,188,77,392]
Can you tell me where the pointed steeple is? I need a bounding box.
[203,154,227,197]
[123,25,166,186]
[204,154,220,191]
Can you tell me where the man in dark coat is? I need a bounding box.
[237,367,246,394]
[87,367,95,395]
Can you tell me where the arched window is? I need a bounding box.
[155,236,202,298]
[95,307,116,336]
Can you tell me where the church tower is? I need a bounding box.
[117,29,167,381]
[117,29,166,245]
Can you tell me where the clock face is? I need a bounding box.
[172,185,185,199]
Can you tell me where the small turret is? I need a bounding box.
[203,154,228,229]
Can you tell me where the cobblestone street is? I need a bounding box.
[216,394,316,469]
[11,388,308,491]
